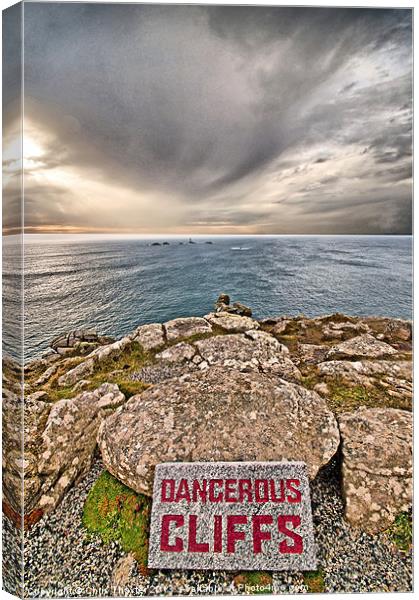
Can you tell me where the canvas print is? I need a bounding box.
[2,2,413,597]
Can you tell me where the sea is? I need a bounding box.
[2,234,413,360]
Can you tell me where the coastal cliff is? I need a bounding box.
[2,296,412,594]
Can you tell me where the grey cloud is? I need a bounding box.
[21,4,412,234]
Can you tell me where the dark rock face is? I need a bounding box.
[214,293,252,317]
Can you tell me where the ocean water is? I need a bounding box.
[3,235,412,360]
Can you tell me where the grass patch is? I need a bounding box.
[45,342,151,402]
[83,470,151,568]
[386,512,412,553]
[233,572,273,594]
[303,569,325,593]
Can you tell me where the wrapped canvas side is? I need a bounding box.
[2,2,24,597]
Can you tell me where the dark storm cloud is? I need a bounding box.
[20,3,412,234]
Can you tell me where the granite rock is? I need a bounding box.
[156,342,196,363]
[339,407,412,533]
[326,334,397,359]
[164,317,212,342]
[98,367,340,496]
[51,329,98,351]
[204,312,260,333]
[297,343,329,365]
[318,360,412,382]
[37,383,125,513]
[58,337,132,386]
[131,323,165,350]
[194,332,300,381]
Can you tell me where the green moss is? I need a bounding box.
[303,569,325,593]
[325,378,411,413]
[386,512,412,553]
[233,572,273,594]
[83,470,151,566]
[327,382,370,413]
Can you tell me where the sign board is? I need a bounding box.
[148,462,317,571]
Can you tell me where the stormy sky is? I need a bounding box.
[3,3,413,234]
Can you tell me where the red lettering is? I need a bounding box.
[160,515,184,552]
[252,515,273,553]
[161,479,175,502]
[227,515,247,553]
[278,515,303,554]
[175,479,191,503]
[286,479,302,503]
[192,479,207,503]
[209,479,223,502]
[188,515,209,552]
[213,515,223,552]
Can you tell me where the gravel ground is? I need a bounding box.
[3,458,411,597]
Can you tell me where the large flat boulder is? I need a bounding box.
[204,312,260,333]
[131,323,165,350]
[339,407,412,533]
[164,317,212,341]
[98,367,340,496]
[326,334,397,359]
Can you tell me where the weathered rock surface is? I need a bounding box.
[339,407,412,533]
[164,316,212,342]
[297,343,329,365]
[131,323,165,350]
[3,382,126,518]
[319,360,412,382]
[322,321,369,341]
[383,319,412,342]
[98,367,340,495]
[204,311,260,333]
[37,383,126,513]
[155,342,196,363]
[58,337,132,387]
[195,332,301,380]
[51,329,99,351]
[326,334,397,359]
[272,319,291,336]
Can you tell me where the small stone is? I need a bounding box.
[314,382,330,396]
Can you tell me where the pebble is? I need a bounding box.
[2,458,410,597]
